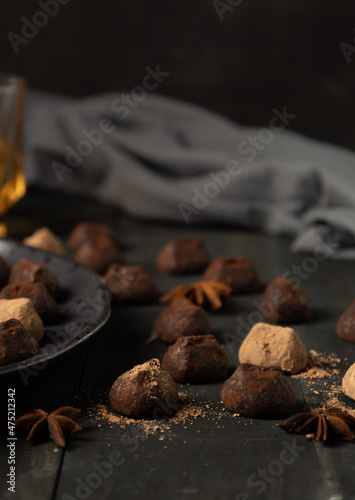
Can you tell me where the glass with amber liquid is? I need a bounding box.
[0,74,27,235]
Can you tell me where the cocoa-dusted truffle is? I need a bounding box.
[342,363,355,401]
[23,227,66,256]
[153,297,212,343]
[221,363,297,418]
[0,283,58,324]
[203,256,259,294]
[0,256,10,288]
[74,237,124,275]
[238,323,308,374]
[156,237,210,274]
[337,299,355,343]
[109,359,179,419]
[0,298,44,342]
[0,318,40,367]
[260,277,313,324]
[104,264,158,304]
[9,258,62,300]
[68,221,119,251]
[162,335,229,383]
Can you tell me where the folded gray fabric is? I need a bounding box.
[25,90,355,259]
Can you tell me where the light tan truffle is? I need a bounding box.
[0,298,44,342]
[238,322,308,374]
[23,227,66,256]
[342,363,355,401]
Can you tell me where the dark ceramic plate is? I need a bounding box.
[0,239,111,388]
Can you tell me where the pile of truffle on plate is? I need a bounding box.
[0,255,62,367]
[64,222,355,421]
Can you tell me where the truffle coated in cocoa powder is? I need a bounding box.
[68,221,120,251]
[337,299,355,343]
[109,359,179,419]
[162,335,229,383]
[221,363,297,418]
[9,258,62,300]
[23,227,66,256]
[238,322,308,374]
[260,277,313,324]
[156,238,210,274]
[0,283,59,324]
[104,264,158,304]
[0,318,40,367]
[0,257,10,289]
[203,256,259,294]
[153,296,212,343]
[74,237,124,275]
[0,298,44,342]
[342,363,355,401]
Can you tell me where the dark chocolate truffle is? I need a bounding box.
[74,237,124,274]
[68,221,119,251]
[9,258,62,300]
[104,264,158,304]
[0,318,40,367]
[337,299,355,343]
[0,257,10,288]
[203,256,259,294]
[260,277,313,324]
[156,237,210,274]
[221,363,297,418]
[0,283,58,324]
[109,359,179,419]
[162,335,229,383]
[154,297,212,344]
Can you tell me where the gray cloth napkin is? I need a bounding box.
[25,90,355,259]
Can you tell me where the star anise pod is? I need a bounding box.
[280,407,355,442]
[160,280,232,311]
[15,406,82,447]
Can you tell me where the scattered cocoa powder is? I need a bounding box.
[319,386,355,418]
[85,391,236,439]
[292,350,341,379]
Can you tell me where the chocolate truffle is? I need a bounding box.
[104,264,158,304]
[74,238,124,274]
[153,297,212,343]
[9,258,62,300]
[260,277,313,324]
[156,237,210,274]
[23,227,66,256]
[221,363,297,418]
[68,221,119,251]
[238,323,308,374]
[203,256,259,294]
[109,359,179,419]
[162,335,229,383]
[0,283,59,324]
[0,318,40,367]
[0,298,44,341]
[0,256,10,288]
[342,363,355,401]
[337,299,355,343]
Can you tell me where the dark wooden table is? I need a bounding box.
[1,192,355,500]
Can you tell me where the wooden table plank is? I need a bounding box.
[0,352,87,500]
[54,216,355,500]
[2,197,355,500]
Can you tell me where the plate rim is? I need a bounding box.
[0,239,111,377]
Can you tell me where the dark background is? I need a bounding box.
[1,0,355,148]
